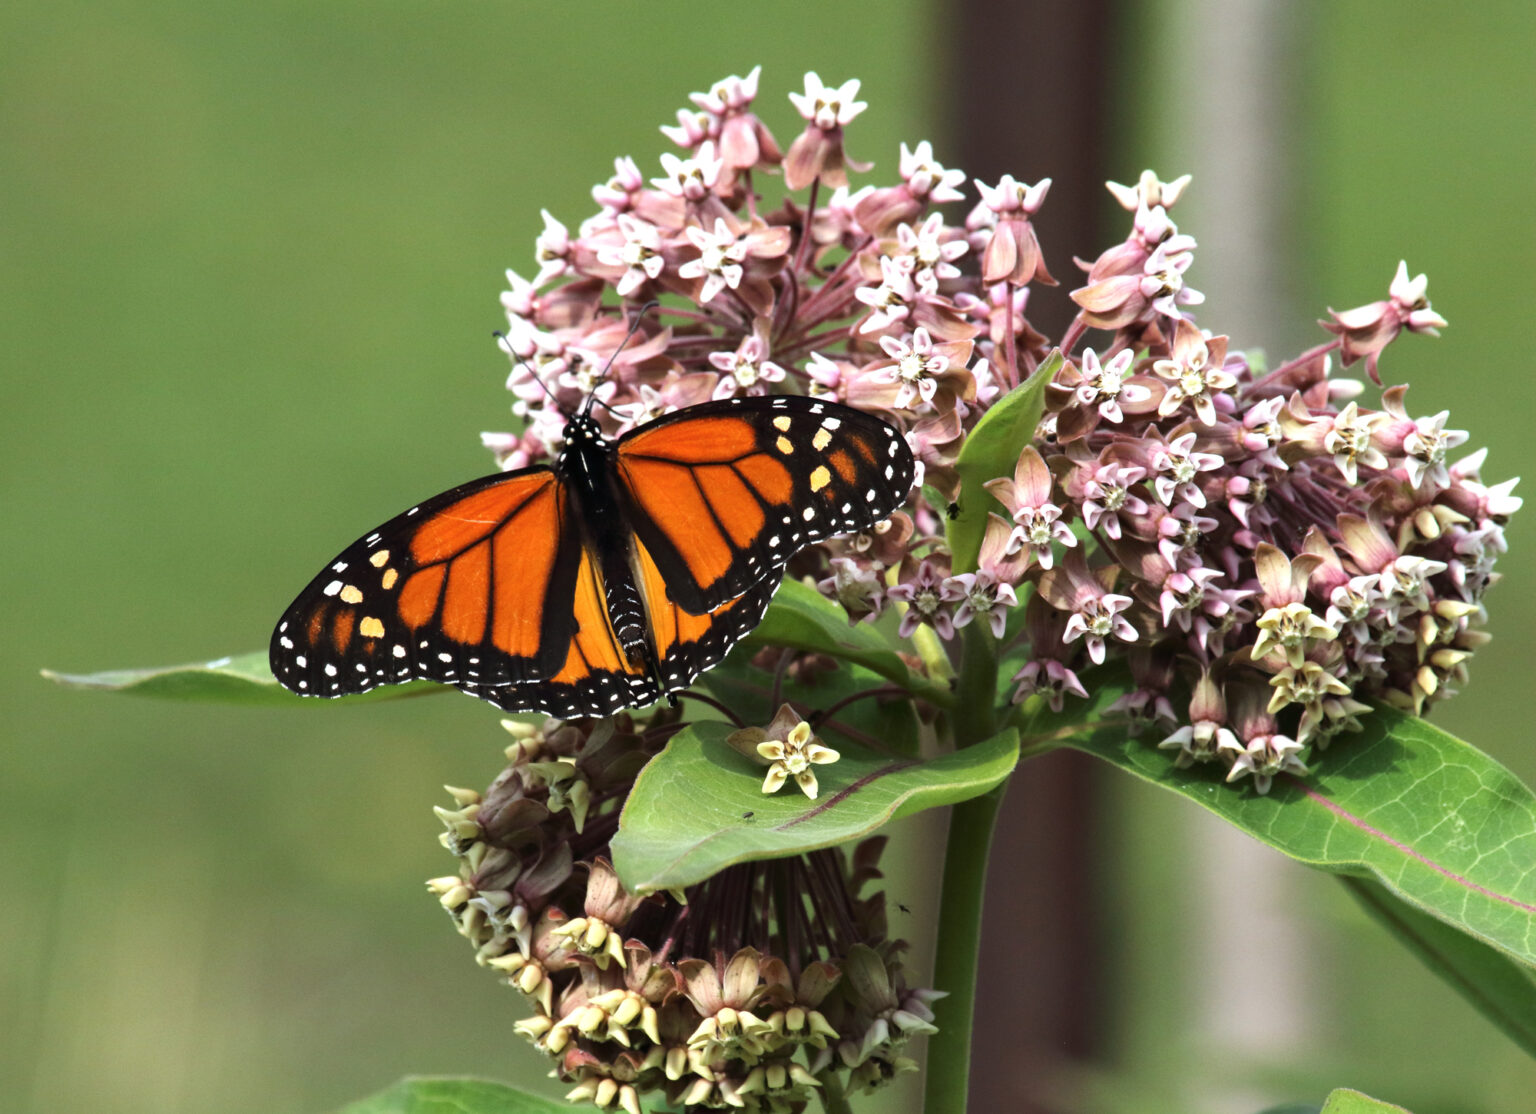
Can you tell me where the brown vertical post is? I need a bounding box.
[939,1,1114,1107]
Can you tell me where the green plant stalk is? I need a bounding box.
[908,620,954,683]
[921,780,1007,1114]
[816,1069,854,1114]
[923,624,1005,1111]
[949,622,999,748]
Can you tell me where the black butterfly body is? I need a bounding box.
[271,394,915,719]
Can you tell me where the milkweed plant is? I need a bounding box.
[54,67,1531,1114]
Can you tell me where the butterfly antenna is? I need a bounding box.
[493,331,563,410]
[581,300,660,417]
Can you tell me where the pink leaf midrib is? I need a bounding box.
[1295,776,1536,916]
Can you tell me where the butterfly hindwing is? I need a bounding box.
[613,395,915,614]
[633,537,780,696]
[269,467,581,699]
[471,538,780,719]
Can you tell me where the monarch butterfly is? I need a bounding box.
[270,393,916,719]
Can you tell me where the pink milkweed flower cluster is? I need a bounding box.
[482,69,1519,798]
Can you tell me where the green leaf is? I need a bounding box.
[611,721,1019,892]
[42,650,439,705]
[745,578,947,704]
[334,1076,567,1114]
[1338,874,1536,1057]
[1056,693,1536,970]
[1320,1088,1414,1114]
[947,348,1062,573]
[700,649,922,758]
[1254,1092,1414,1114]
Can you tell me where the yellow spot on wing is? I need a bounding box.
[810,465,831,492]
[775,435,793,454]
[773,415,792,431]
[360,616,385,638]
[340,585,364,604]
[369,550,391,567]
[381,568,398,590]
[812,427,832,451]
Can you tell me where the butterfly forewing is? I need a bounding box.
[269,467,580,699]
[613,396,915,614]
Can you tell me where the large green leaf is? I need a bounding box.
[1051,690,1536,969]
[1258,1098,1412,1114]
[335,1077,567,1114]
[947,349,1062,572]
[611,721,1018,892]
[1338,874,1536,1056]
[744,578,949,705]
[1319,1089,1414,1114]
[42,650,440,705]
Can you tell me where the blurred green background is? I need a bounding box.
[3,3,1531,1113]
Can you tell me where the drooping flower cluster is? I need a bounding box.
[428,716,936,1114]
[483,66,1518,800]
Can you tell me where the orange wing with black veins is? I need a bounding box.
[270,467,581,701]
[468,535,777,719]
[614,395,915,615]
